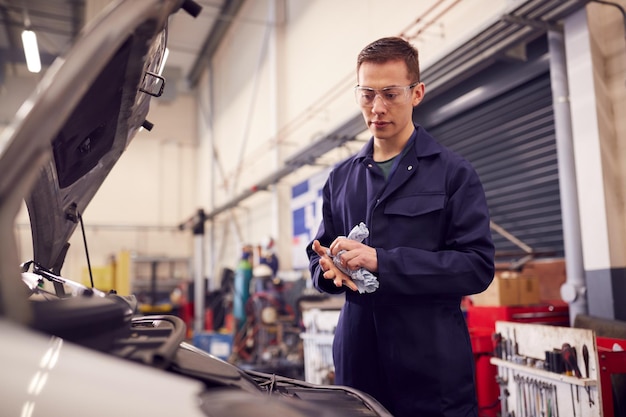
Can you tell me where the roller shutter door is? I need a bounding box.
[423,73,563,262]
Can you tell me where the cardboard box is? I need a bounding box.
[521,259,566,302]
[472,271,520,306]
[518,274,540,305]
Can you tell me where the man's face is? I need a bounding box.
[356,59,424,144]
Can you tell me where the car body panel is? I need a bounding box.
[0,0,393,416]
[0,319,206,417]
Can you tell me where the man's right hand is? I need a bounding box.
[312,240,358,291]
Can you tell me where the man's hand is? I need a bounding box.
[329,237,378,273]
[312,240,358,291]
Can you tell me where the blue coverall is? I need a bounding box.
[307,125,495,417]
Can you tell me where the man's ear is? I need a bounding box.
[412,82,425,106]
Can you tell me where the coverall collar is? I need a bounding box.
[354,124,442,162]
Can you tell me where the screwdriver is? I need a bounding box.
[582,344,595,406]
[561,343,582,378]
[582,344,589,378]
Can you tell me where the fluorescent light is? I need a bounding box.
[21,29,41,73]
[158,47,169,76]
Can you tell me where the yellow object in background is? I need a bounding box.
[81,265,115,292]
[138,303,173,314]
[79,250,132,295]
[115,250,132,296]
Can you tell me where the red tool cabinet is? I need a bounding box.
[597,336,626,417]
[466,302,570,330]
[470,328,499,417]
[466,303,570,417]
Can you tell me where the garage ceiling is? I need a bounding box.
[0,0,240,88]
[0,0,83,75]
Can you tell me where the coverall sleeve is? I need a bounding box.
[306,178,346,295]
[376,159,495,297]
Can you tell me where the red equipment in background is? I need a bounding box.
[596,336,626,417]
[467,302,570,330]
[471,328,499,417]
[466,302,570,417]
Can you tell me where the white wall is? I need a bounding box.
[565,0,626,272]
[196,0,511,285]
[590,0,626,267]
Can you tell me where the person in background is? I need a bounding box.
[258,237,280,279]
[255,236,280,293]
[233,244,253,330]
[306,36,495,417]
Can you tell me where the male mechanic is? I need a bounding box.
[307,37,495,417]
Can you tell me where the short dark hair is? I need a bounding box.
[357,37,420,83]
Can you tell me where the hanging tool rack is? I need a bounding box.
[490,322,602,417]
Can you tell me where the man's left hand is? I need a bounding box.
[329,237,378,273]
[312,240,359,291]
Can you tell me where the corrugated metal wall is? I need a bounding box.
[424,72,563,262]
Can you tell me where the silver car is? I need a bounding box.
[0,1,392,416]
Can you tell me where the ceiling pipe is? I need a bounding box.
[398,0,447,38]
[548,29,587,325]
[230,9,273,193]
[187,0,246,87]
[203,130,361,222]
[405,0,463,41]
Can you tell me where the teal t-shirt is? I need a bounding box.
[376,145,411,180]
[376,157,396,180]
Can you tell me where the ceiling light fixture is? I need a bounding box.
[21,5,41,74]
[21,29,41,73]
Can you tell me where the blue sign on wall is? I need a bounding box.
[291,168,331,270]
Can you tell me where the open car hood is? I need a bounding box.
[23,3,169,271]
[0,3,394,415]
[24,29,166,272]
[0,0,198,320]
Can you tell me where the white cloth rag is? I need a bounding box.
[326,222,379,294]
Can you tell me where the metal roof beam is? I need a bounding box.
[187,0,246,87]
[204,113,364,221]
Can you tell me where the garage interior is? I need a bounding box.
[2,0,626,416]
